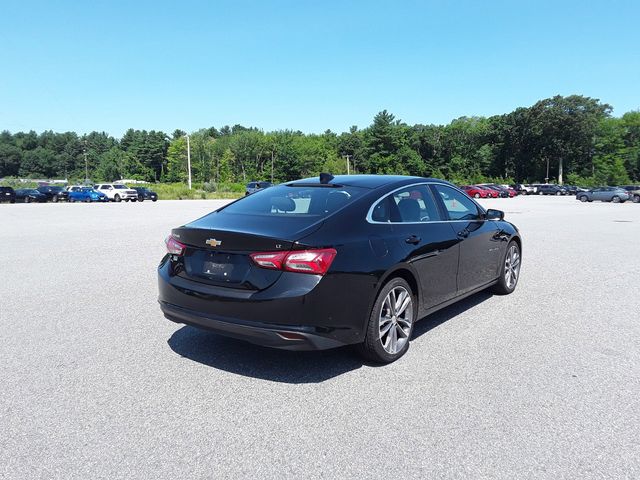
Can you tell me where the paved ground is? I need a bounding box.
[1,196,639,479]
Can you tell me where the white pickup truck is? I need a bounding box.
[95,183,139,202]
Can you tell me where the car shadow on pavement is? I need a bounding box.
[167,290,493,384]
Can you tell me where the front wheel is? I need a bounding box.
[579,195,588,203]
[25,197,30,203]
[356,278,416,364]
[52,195,58,203]
[114,194,121,202]
[474,193,480,198]
[492,241,521,295]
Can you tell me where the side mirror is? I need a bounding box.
[485,209,504,221]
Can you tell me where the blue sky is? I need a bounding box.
[1,0,638,137]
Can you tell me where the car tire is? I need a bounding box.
[612,196,621,203]
[152,198,157,202]
[474,193,480,198]
[633,195,640,203]
[356,277,416,364]
[25,197,30,203]
[84,197,90,203]
[556,191,561,196]
[52,195,58,203]
[114,194,121,202]
[492,241,521,295]
[139,197,144,202]
[579,195,588,202]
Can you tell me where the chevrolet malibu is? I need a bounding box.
[158,175,522,363]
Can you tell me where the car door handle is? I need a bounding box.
[405,235,421,245]
[457,229,469,239]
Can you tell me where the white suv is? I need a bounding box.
[95,183,139,202]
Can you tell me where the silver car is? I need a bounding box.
[576,187,630,203]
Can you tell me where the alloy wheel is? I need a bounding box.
[504,244,521,289]
[379,286,413,354]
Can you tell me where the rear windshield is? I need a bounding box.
[221,184,367,218]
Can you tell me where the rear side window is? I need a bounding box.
[222,184,366,218]
[433,185,481,221]
[369,184,441,223]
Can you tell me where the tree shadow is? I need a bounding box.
[167,290,493,384]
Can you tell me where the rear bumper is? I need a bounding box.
[160,301,346,351]
[157,258,373,350]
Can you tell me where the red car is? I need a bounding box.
[461,185,489,198]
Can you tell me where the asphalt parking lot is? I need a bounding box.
[1,196,639,479]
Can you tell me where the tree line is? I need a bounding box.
[1,95,639,187]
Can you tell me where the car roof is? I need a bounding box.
[289,174,454,189]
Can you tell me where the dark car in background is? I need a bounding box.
[535,184,565,195]
[159,174,522,363]
[0,186,16,203]
[245,181,273,196]
[37,185,69,202]
[561,185,579,195]
[15,189,48,203]
[133,187,158,202]
[576,187,630,203]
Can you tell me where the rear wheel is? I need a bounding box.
[357,278,416,364]
[633,195,640,203]
[612,196,621,203]
[492,241,521,295]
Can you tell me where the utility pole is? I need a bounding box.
[271,150,275,183]
[545,157,550,183]
[186,134,192,189]
[343,154,352,175]
[84,139,88,184]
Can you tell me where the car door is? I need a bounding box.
[431,184,502,295]
[370,184,460,313]
[591,188,605,201]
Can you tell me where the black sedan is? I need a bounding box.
[0,186,16,203]
[158,175,522,363]
[15,189,48,203]
[37,185,69,202]
[133,187,158,202]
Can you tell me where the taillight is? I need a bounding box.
[250,251,287,270]
[165,235,186,256]
[250,248,337,276]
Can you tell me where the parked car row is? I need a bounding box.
[0,184,158,203]
[460,184,517,198]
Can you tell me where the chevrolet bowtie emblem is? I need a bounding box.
[205,238,222,247]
